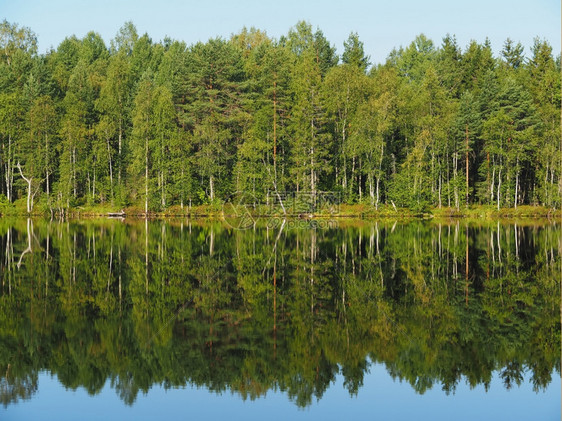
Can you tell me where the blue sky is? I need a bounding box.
[1,0,560,64]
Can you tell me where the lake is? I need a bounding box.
[0,218,560,420]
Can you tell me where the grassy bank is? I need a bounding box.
[1,197,560,220]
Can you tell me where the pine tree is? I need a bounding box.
[184,38,245,202]
[455,91,481,206]
[288,49,329,197]
[342,32,371,73]
[526,39,561,207]
[483,77,536,209]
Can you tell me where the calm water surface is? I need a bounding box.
[0,218,560,420]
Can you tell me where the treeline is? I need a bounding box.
[0,220,560,406]
[0,20,560,213]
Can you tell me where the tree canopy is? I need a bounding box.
[0,20,560,213]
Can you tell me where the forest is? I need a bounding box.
[0,19,560,214]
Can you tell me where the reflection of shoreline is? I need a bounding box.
[10,365,558,418]
[0,220,560,408]
[0,370,38,408]
[3,204,562,220]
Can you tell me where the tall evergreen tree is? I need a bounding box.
[342,32,370,73]
[289,48,329,195]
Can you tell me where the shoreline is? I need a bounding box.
[1,204,560,221]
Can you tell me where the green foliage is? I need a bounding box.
[0,20,559,212]
[342,32,370,72]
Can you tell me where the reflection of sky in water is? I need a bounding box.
[3,366,560,421]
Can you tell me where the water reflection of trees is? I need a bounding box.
[0,219,559,407]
